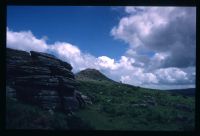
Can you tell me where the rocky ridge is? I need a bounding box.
[6,48,91,114]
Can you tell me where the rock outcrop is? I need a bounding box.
[6,48,86,113]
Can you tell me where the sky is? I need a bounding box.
[7,6,196,90]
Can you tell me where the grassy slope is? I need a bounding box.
[75,79,195,130]
[6,97,93,130]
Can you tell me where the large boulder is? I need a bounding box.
[6,48,81,114]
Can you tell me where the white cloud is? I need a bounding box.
[49,42,98,72]
[97,56,117,70]
[155,67,189,84]
[111,7,196,69]
[7,28,48,52]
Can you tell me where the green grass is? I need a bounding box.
[76,79,195,130]
[6,97,93,130]
[6,98,68,129]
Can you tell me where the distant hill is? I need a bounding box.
[75,68,114,82]
[166,88,195,97]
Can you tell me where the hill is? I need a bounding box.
[75,68,114,82]
[75,69,195,130]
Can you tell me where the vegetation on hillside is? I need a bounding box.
[75,69,195,130]
[6,97,93,130]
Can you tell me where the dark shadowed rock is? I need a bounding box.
[63,96,79,111]
[30,51,58,60]
[6,86,17,101]
[56,76,78,86]
[7,48,31,62]
[10,66,51,76]
[34,90,61,110]
[15,76,59,89]
[6,48,87,114]
[31,55,61,67]
[59,60,73,71]
[6,48,30,61]
[37,90,59,96]
[50,66,74,78]
[7,48,32,82]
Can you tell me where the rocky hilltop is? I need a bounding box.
[6,48,91,114]
[75,68,114,82]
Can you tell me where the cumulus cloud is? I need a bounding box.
[6,6,196,90]
[97,56,118,70]
[7,28,48,52]
[155,68,188,84]
[111,7,196,69]
[49,42,97,72]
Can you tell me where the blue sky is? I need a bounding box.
[7,6,127,59]
[7,6,196,89]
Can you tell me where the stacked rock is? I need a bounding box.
[6,48,82,113]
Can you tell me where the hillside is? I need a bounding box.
[75,68,114,82]
[75,69,195,130]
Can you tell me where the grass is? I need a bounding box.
[75,79,195,130]
[6,97,93,130]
